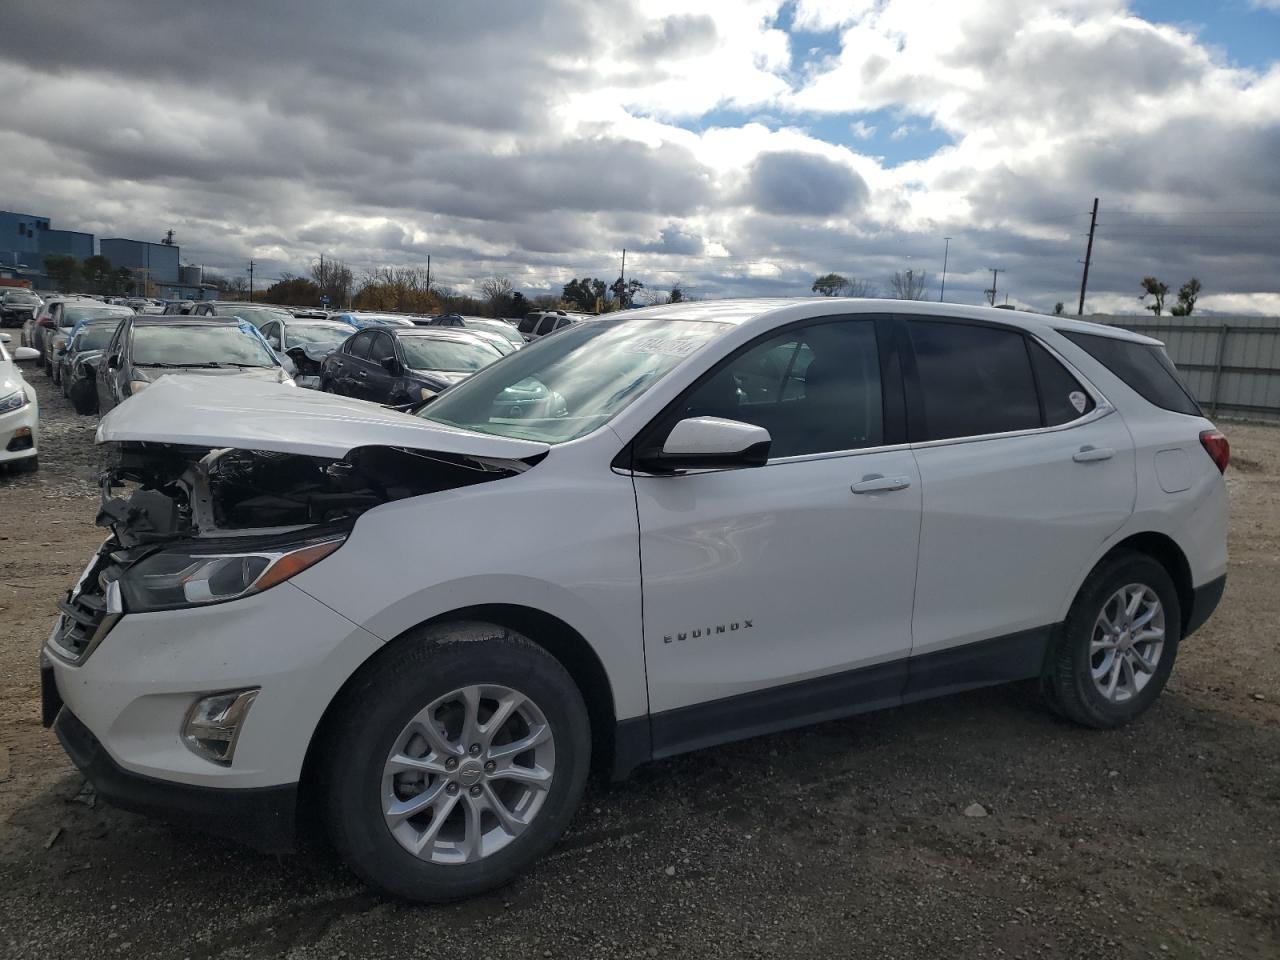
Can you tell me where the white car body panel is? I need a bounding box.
[908,409,1136,655]
[96,373,550,460]
[635,447,921,713]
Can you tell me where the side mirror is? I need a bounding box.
[107,353,121,370]
[380,356,403,375]
[638,417,772,472]
[12,346,39,362]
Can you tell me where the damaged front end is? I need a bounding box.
[48,442,534,663]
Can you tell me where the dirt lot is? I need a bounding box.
[1,371,1277,960]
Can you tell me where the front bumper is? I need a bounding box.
[54,706,298,852]
[0,400,38,464]
[44,579,383,789]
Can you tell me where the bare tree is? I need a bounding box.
[311,256,354,308]
[845,277,876,298]
[889,268,928,300]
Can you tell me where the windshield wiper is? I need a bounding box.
[135,361,216,368]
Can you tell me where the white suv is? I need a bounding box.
[44,298,1228,902]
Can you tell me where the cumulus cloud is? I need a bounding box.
[743,151,870,216]
[0,0,1276,312]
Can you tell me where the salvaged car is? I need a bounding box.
[45,299,1228,905]
[257,316,352,389]
[319,326,503,404]
[55,317,126,414]
[94,316,294,415]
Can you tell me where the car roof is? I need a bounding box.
[132,316,243,326]
[624,297,1163,345]
[388,326,495,341]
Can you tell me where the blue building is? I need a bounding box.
[0,210,94,271]
[99,238,181,285]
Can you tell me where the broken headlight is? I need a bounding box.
[119,534,345,612]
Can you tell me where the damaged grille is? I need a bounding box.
[49,545,129,663]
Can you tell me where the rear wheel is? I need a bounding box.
[1044,552,1181,728]
[322,621,591,902]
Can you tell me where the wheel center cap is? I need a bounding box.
[457,761,484,787]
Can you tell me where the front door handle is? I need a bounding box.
[852,474,912,494]
[356,370,368,379]
[1073,445,1115,463]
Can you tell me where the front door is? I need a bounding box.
[632,316,922,756]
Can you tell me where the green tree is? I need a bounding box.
[43,254,79,293]
[562,278,607,312]
[1053,302,1065,315]
[812,273,849,296]
[669,285,684,303]
[1140,276,1169,316]
[1169,277,1202,316]
[111,267,134,295]
[80,255,114,294]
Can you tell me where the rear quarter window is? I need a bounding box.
[1060,331,1201,417]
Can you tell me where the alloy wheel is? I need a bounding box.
[381,684,555,865]
[1090,583,1165,703]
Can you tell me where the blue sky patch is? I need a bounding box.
[1132,0,1280,71]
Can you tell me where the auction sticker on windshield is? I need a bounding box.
[627,335,708,358]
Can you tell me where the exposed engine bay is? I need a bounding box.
[98,441,535,547]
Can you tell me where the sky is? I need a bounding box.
[1,0,1278,314]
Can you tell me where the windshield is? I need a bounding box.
[287,323,350,346]
[399,336,501,372]
[5,291,38,302]
[468,319,523,344]
[132,324,278,368]
[74,324,119,351]
[62,305,131,326]
[420,318,725,443]
[213,304,292,327]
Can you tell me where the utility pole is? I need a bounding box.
[1077,197,1099,316]
[940,237,952,302]
[985,268,1002,306]
[425,254,431,293]
[248,259,254,302]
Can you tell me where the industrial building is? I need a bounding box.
[0,210,215,299]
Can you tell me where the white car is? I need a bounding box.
[43,298,1228,902]
[0,333,39,472]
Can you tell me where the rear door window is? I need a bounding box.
[1060,330,1200,416]
[907,320,1040,441]
[517,315,540,334]
[536,316,559,336]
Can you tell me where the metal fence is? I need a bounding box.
[1097,315,1280,423]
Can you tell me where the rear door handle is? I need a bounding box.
[356,370,368,379]
[1073,445,1115,463]
[852,474,912,494]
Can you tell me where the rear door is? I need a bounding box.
[96,318,131,413]
[901,316,1135,690]
[333,331,373,396]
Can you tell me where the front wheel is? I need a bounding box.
[322,622,591,902]
[1044,552,1181,728]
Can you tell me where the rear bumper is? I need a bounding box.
[54,707,298,853]
[1185,574,1226,639]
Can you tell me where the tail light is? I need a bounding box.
[1199,429,1230,474]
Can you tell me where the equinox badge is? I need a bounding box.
[664,620,753,644]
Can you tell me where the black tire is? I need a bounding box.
[9,455,38,473]
[1044,552,1181,728]
[322,621,591,902]
[69,379,98,416]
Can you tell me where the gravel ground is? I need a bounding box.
[1,371,1277,960]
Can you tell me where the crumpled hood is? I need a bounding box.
[296,341,342,361]
[96,374,550,460]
